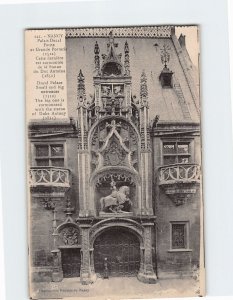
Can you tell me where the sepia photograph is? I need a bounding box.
[25,25,204,299]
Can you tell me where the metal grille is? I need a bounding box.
[172,224,185,249]
[94,228,140,277]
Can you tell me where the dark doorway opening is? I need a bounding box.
[94,227,140,277]
[61,248,81,278]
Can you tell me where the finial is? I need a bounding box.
[124,41,129,52]
[78,69,84,79]
[140,70,148,102]
[124,41,130,76]
[94,41,100,75]
[160,43,171,69]
[64,197,74,217]
[77,69,86,103]
[94,41,100,54]
[107,31,118,49]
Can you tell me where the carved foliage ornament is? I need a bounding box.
[40,197,55,210]
[95,173,135,188]
[166,188,194,206]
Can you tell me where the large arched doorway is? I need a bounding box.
[94,227,140,277]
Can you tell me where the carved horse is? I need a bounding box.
[100,185,132,213]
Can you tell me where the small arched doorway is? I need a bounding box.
[93,227,140,277]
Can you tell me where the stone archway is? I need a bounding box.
[88,218,145,282]
[79,219,157,285]
[51,223,81,281]
[93,227,140,277]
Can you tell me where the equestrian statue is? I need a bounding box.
[100,179,132,213]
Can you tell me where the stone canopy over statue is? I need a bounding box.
[100,179,132,214]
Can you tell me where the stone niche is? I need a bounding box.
[90,118,139,173]
[94,173,136,217]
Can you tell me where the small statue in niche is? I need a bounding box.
[99,179,132,213]
[113,85,123,96]
[102,85,111,96]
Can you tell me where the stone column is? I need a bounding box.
[51,249,63,282]
[51,209,63,282]
[138,246,145,274]
[78,151,93,217]
[140,150,154,215]
[138,223,157,283]
[90,248,97,281]
[80,225,95,284]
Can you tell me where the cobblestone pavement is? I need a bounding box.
[31,277,199,299]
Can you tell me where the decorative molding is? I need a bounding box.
[66,26,172,38]
[163,186,197,206]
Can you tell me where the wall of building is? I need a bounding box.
[30,134,81,281]
[28,28,201,283]
[155,189,200,278]
[152,133,201,278]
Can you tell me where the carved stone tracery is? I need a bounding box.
[95,172,136,188]
[90,118,139,172]
[102,136,128,166]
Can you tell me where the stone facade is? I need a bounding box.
[28,26,201,285]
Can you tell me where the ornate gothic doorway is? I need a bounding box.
[61,248,81,278]
[94,228,140,277]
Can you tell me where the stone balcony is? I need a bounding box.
[158,164,201,185]
[158,164,201,206]
[29,167,71,195]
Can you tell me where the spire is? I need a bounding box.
[94,41,100,75]
[140,71,148,106]
[101,31,122,76]
[77,69,86,104]
[124,41,130,76]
